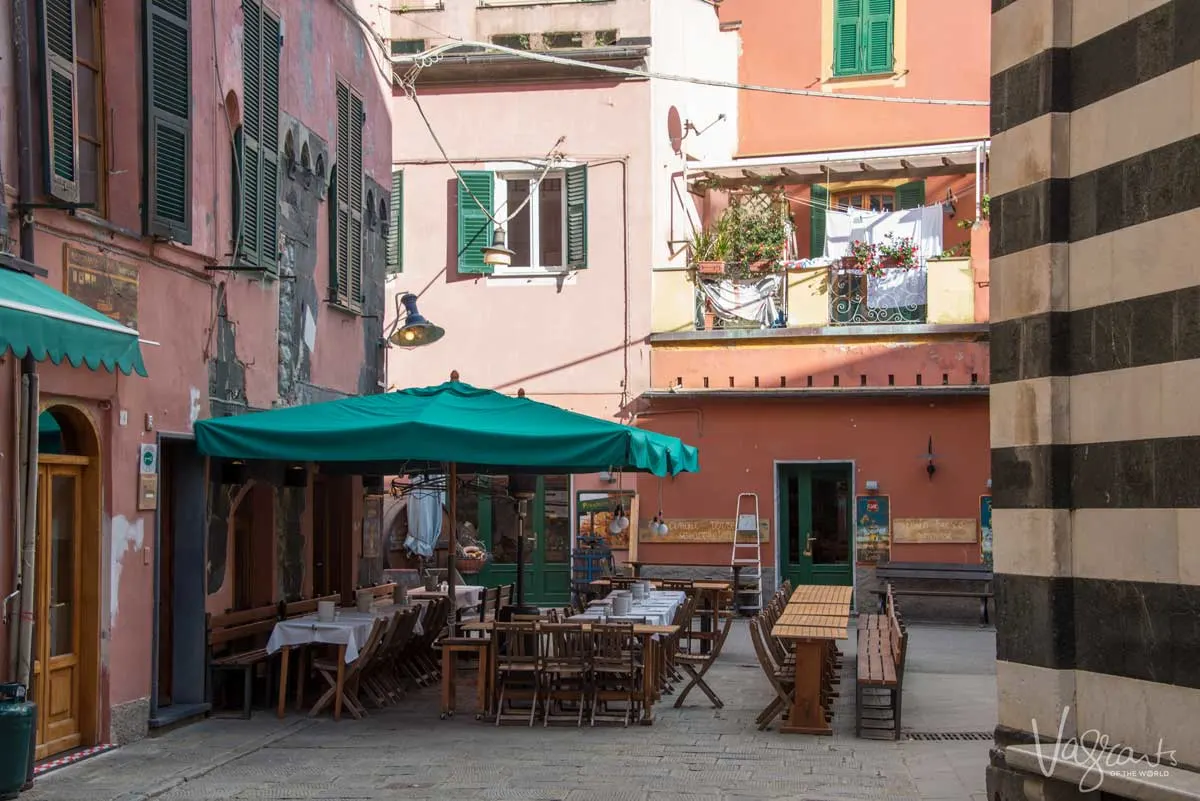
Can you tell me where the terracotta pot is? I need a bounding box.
[747,260,775,273]
[695,260,727,275]
[702,311,717,330]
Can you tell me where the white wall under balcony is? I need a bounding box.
[649,1,739,272]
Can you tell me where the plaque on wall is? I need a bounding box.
[892,517,978,544]
[638,517,770,544]
[63,245,139,328]
[854,495,890,564]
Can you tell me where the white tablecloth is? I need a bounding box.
[569,590,686,627]
[266,603,424,663]
[408,584,484,610]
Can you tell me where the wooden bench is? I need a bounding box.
[874,562,993,624]
[207,604,279,718]
[855,586,907,739]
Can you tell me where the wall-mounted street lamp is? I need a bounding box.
[386,292,444,348]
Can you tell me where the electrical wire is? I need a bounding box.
[395,37,989,107]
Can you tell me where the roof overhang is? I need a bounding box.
[691,140,990,189]
[392,46,650,87]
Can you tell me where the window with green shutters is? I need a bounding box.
[457,166,588,275]
[236,0,281,270]
[833,0,894,77]
[387,169,403,274]
[40,0,79,204]
[809,184,829,259]
[331,81,365,309]
[896,179,925,209]
[456,171,494,275]
[144,0,192,242]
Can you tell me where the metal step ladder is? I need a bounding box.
[730,492,763,614]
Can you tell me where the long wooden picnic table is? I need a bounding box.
[770,585,852,735]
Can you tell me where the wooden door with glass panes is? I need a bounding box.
[32,458,85,759]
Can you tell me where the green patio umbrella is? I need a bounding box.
[194,380,700,628]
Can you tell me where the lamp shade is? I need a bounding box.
[390,293,445,348]
[482,227,515,267]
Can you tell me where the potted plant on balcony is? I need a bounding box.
[877,234,919,271]
[725,191,789,277]
[689,222,731,276]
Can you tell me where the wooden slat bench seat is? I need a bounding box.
[855,585,907,739]
[207,604,280,718]
[874,562,992,624]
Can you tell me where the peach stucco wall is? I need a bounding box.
[635,395,990,567]
[0,0,391,738]
[719,0,990,157]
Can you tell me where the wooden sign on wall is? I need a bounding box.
[63,245,139,328]
[892,517,977,544]
[638,517,770,544]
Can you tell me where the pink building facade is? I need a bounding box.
[1,0,392,757]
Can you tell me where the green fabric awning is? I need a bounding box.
[0,266,148,376]
[194,380,699,477]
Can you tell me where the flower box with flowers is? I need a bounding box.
[841,235,920,277]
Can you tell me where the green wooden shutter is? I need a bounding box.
[260,8,281,271]
[863,0,894,74]
[40,0,79,203]
[387,169,403,274]
[145,0,192,243]
[832,0,862,76]
[457,171,494,275]
[565,164,588,269]
[810,184,829,259]
[896,180,925,209]
[332,83,351,304]
[348,92,365,309]
[240,0,263,266]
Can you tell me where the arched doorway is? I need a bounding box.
[33,404,102,759]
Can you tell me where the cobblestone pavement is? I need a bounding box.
[27,622,994,801]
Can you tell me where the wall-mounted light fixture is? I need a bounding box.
[924,435,937,480]
[385,292,445,349]
[864,480,880,492]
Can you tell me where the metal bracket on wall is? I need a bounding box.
[204,266,296,280]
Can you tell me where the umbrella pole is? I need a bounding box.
[446,463,457,637]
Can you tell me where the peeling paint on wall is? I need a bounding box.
[206,478,232,595]
[110,515,145,627]
[208,284,249,418]
[278,116,328,407]
[359,176,387,396]
[188,387,202,429]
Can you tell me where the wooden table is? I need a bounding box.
[770,585,851,735]
[589,578,731,654]
[459,620,678,724]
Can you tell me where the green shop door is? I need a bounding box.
[473,475,571,606]
[778,463,854,589]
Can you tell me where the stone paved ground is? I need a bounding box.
[27,621,995,801]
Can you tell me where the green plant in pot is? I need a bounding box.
[689,222,731,275]
[723,191,788,278]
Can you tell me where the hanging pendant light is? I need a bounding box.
[481,226,515,268]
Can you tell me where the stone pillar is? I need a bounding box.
[989,1,1200,798]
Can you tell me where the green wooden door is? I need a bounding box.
[778,463,854,588]
[473,475,571,606]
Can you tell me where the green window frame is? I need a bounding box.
[809,184,829,259]
[331,81,365,309]
[456,171,495,275]
[833,0,894,78]
[895,179,925,209]
[387,168,403,274]
[236,0,281,270]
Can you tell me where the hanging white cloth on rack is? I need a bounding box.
[822,203,944,264]
[404,475,444,558]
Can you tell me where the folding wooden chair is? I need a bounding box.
[673,611,733,709]
[749,614,794,730]
[310,617,386,720]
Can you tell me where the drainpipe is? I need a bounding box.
[12,0,41,691]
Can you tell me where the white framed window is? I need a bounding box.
[495,170,567,273]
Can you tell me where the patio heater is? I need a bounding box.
[505,473,541,618]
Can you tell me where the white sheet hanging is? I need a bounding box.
[404,475,444,558]
[822,203,944,264]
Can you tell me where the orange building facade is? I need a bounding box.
[634,0,992,607]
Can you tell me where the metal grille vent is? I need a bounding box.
[905,731,993,741]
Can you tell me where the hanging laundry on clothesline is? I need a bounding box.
[823,203,944,264]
